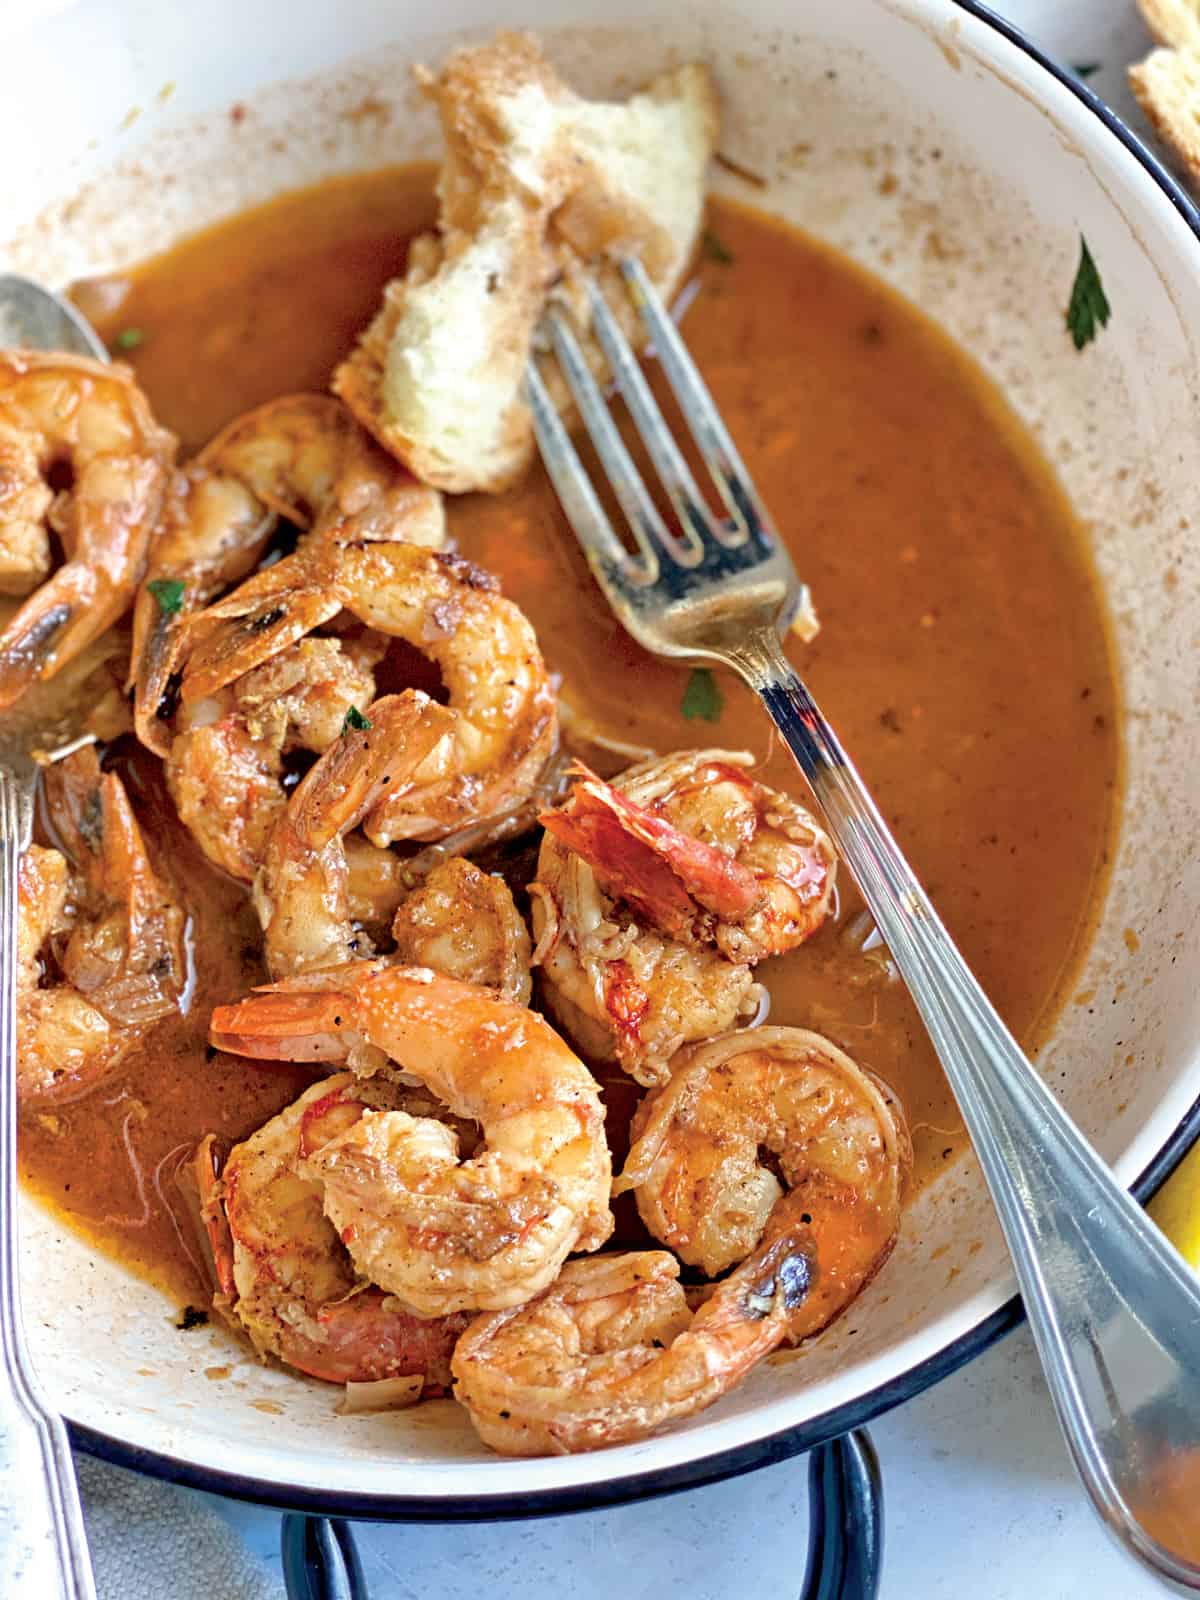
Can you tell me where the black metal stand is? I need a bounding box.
[279,1428,883,1600]
[281,1511,368,1600]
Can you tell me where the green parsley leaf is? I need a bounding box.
[114,327,146,351]
[700,229,734,266]
[1066,236,1110,350]
[147,577,185,614]
[342,705,372,734]
[1071,62,1102,80]
[681,667,723,722]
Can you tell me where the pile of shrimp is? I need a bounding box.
[7,349,909,1458]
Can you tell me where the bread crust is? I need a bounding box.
[1129,1,1200,186]
[1137,0,1200,51]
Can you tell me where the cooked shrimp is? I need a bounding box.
[451,1228,815,1456]
[209,966,613,1314]
[131,394,444,753]
[530,750,836,1086]
[391,857,532,1006]
[253,690,456,976]
[344,832,409,927]
[18,847,110,1102]
[617,1027,909,1336]
[330,542,557,843]
[0,352,175,707]
[289,544,553,844]
[542,752,836,963]
[195,1075,467,1388]
[530,771,751,1087]
[174,538,557,851]
[188,540,557,844]
[337,848,533,1000]
[18,748,185,1102]
[166,633,385,881]
[530,869,761,1087]
[372,740,575,900]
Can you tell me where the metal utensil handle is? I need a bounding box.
[733,630,1200,1589]
[0,770,96,1599]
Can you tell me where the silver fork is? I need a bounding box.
[0,275,100,1599]
[529,257,1200,1592]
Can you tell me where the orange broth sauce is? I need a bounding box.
[17,163,1118,1308]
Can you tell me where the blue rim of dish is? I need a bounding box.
[70,0,1200,1522]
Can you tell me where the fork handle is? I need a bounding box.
[0,772,96,1599]
[731,629,1200,1588]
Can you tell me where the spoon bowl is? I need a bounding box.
[0,276,108,362]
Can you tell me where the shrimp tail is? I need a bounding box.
[0,569,88,708]
[130,594,186,754]
[180,582,342,704]
[130,464,281,750]
[193,1134,237,1300]
[289,691,455,852]
[209,988,354,1060]
[540,763,760,938]
[722,1221,817,1333]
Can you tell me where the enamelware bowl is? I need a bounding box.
[3,0,1198,1528]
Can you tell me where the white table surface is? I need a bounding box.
[70,1,1184,1595]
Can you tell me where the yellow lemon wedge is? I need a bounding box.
[1149,1140,1200,1268]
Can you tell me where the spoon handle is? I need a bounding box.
[0,769,96,1600]
[733,629,1200,1590]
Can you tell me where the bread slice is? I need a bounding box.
[334,34,719,494]
[1137,0,1200,51]
[1130,44,1200,184]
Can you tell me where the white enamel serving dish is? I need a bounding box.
[1,0,1198,1520]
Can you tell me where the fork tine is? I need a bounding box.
[586,279,736,552]
[524,358,654,587]
[618,255,778,549]
[544,306,693,571]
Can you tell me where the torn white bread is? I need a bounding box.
[334,33,720,494]
[1130,48,1200,184]
[1137,0,1200,50]
[1129,0,1200,185]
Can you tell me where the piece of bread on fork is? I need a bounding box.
[334,33,719,495]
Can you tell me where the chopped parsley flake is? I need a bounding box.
[681,667,723,722]
[1066,236,1110,350]
[147,577,185,614]
[114,327,145,351]
[342,705,372,734]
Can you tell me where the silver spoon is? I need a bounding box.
[0,276,108,362]
[0,275,100,1600]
